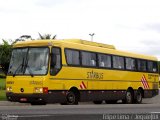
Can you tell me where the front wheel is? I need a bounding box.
[66,91,78,105]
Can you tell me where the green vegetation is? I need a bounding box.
[38,33,56,40]
[0,78,5,90]
[0,78,6,100]
[0,73,5,78]
[0,40,12,75]
[0,90,6,100]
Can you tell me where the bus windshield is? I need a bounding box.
[8,47,49,76]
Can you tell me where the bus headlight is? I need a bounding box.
[6,87,12,92]
[34,87,43,93]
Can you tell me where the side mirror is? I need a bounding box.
[51,54,57,67]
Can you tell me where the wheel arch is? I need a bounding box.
[69,86,80,101]
[137,87,144,98]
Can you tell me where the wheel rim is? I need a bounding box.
[126,91,132,103]
[137,91,142,103]
[67,93,75,104]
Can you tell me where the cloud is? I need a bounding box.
[34,0,66,8]
[145,23,160,33]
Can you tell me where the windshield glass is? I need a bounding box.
[8,47,49,76]
[8,48,28,75]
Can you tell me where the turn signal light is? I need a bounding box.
[43,87,48,94]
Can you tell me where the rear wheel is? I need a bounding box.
[124,90,133,104]
[135,89,143,104]
[93,101,102,104]
[66,91,78,105]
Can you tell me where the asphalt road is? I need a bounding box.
[0,95,160,120]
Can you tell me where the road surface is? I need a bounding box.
[0,95,159,120]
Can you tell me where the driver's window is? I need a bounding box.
[50,47,61,76]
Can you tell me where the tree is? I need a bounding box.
[15,35,32,42]
[0,40,12,75]
[38,33,56,40]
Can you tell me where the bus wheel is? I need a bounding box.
[135,89,142,104]
[105,100,117,104]
[93,101,102,104]
[66,91,78,105]
[124,90,133,104]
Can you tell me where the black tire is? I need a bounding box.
[66,91,78,105]
[124,90,133,104]
[31,101,46,105]
[60,102,67,105]
[135,89,143,104]
[105,100,117,104]
[93,101,102,104]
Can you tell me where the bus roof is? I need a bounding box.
[13,39,158,61]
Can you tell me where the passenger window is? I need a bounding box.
[65,49,80,66]
[50,47,61,75]
[81,51,96,67]
[113,56,124,69]
[98,54,111,68]
[137,60,147,72]
[148,61,158,73]
[125,58,136,70]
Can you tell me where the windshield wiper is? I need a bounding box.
[13,58,25,77]
[25,65,34,77]
[13,64,21,77]
[24,53,34,77]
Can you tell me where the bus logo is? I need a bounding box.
[141,75,150,89]
[80,81,87,89]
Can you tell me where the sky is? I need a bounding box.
[0,0,160,59]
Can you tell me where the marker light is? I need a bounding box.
[34,87,43,93]
[6,87,12,92]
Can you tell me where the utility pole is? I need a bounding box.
[89,33,95,41]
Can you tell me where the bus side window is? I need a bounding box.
[50,47,61,76]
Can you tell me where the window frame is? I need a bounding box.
[8,46,50,76]
[63,47,158,74]
[50,47,62,76]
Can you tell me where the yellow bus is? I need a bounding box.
[6,39,159,105]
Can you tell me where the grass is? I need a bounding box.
[0,90,6,100]
[0,78,6,100]
[0,78,5,90]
